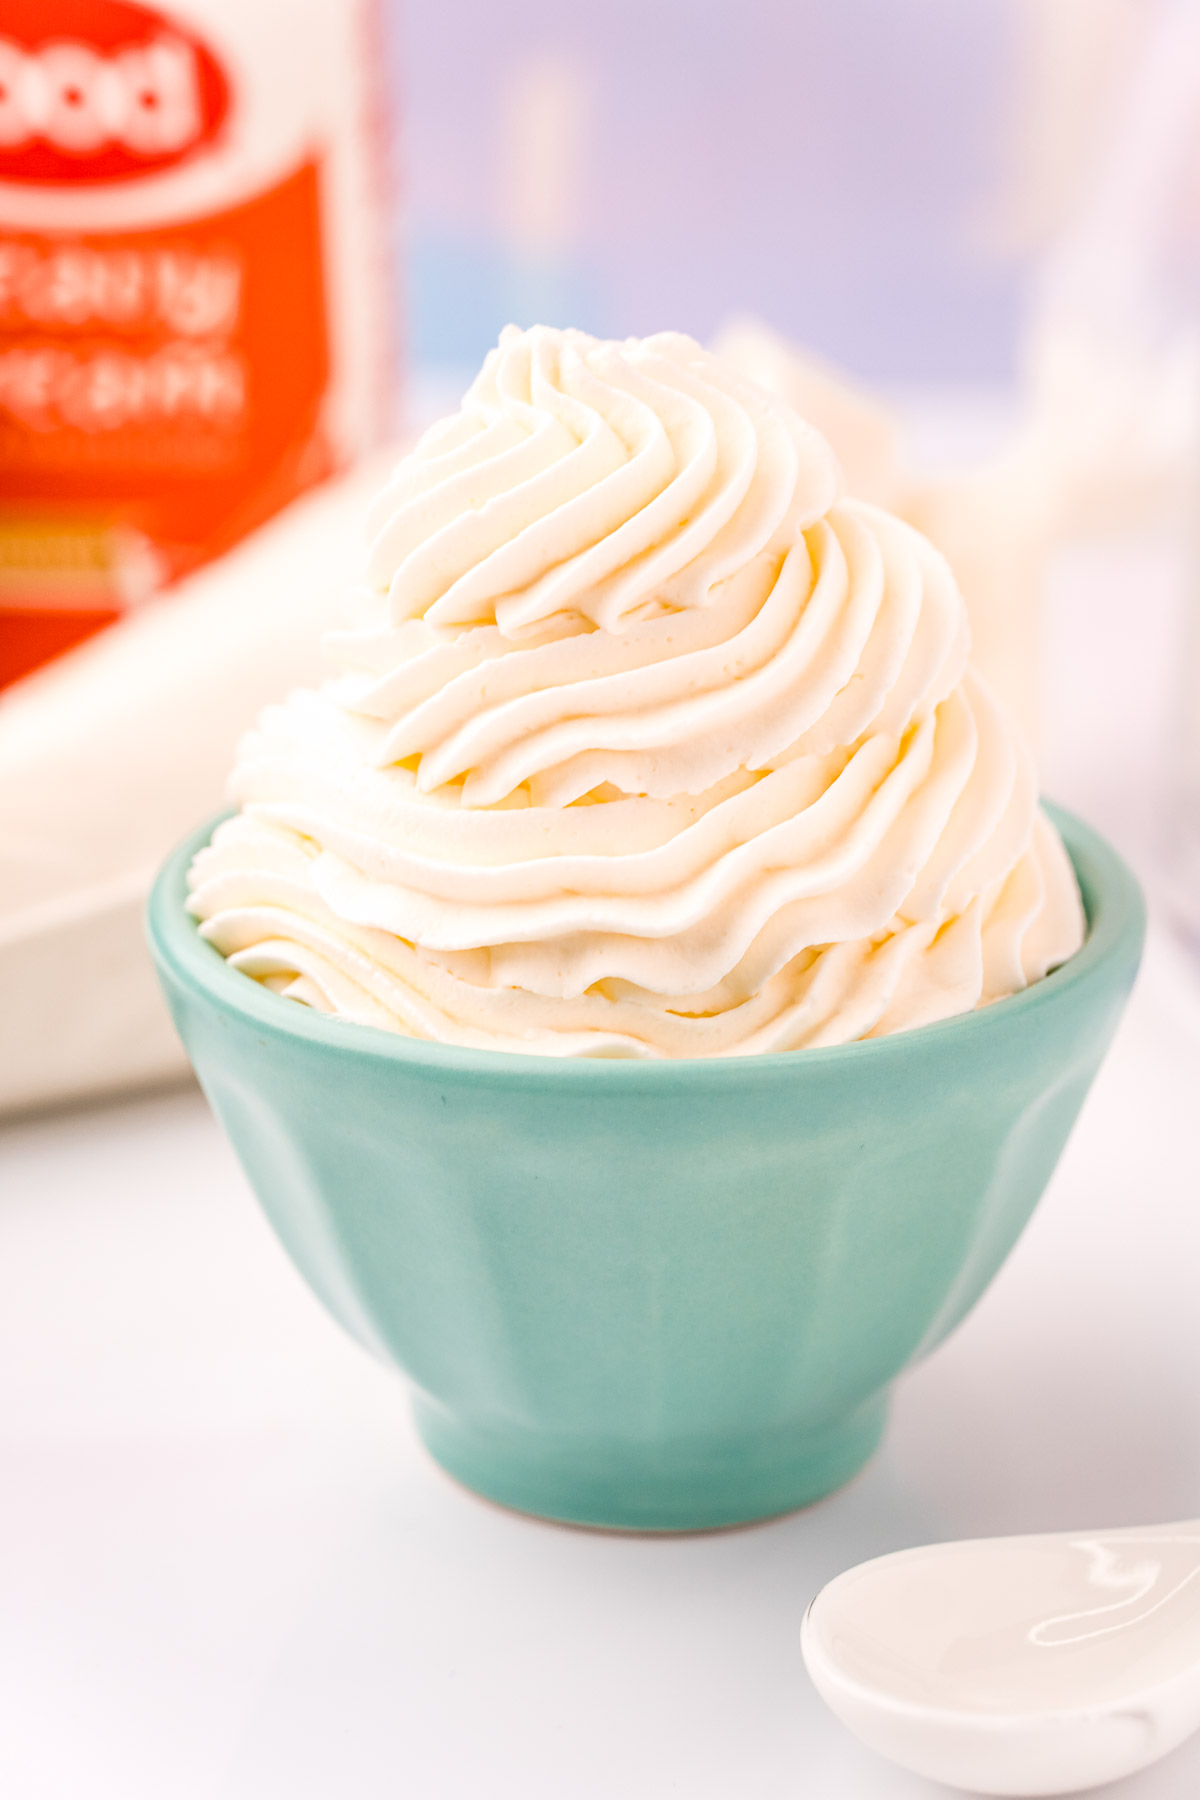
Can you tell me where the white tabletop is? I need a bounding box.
[2,913,1200,1800]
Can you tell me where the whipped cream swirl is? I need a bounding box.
[188,325,1084,1057]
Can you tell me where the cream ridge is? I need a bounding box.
[187,325,1084,1057]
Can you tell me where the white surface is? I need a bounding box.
[0,921,1198,1800]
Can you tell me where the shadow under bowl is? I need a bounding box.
[147,805,1144,1531]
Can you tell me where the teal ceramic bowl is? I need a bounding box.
[148,806,1143,1532]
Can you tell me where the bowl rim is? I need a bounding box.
[146,803,1146,1087]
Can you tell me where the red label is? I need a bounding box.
[0,0,231,184]
[0,157,332,688]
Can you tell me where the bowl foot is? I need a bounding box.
[412,1393,889,1532]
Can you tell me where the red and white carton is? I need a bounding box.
[0,0,393,687]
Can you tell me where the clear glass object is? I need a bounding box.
[1169,479,1200,952]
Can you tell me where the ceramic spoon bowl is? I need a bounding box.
[803,1523,1200,1795]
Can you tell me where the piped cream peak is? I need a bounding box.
[188,325,1083,1057]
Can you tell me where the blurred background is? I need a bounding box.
[5,15,1200,1799]
[403,0,1103,381]
[1,0,1199,1114]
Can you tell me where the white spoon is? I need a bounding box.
[802,1523,1200,1795]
